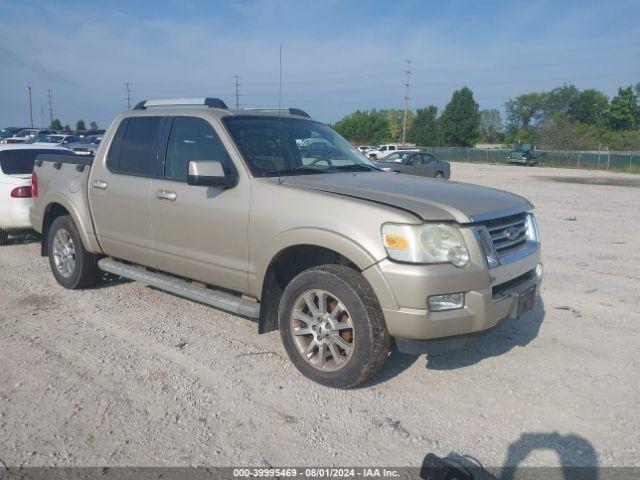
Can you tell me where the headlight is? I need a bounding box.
[382,223,470,267]
[526,213,540,242]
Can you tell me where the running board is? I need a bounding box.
[98,258,260,318]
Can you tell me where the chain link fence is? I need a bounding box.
[419,147,640,171]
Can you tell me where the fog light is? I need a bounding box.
[428,293,464,311]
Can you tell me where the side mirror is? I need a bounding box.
[187,160,237,188]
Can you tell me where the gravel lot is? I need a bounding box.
[1,163,639,471]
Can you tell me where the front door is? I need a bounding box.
[149,115,250,294]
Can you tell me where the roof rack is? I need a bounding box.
[241,107,311,118]
[133,98,228,110]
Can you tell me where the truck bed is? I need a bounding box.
[30,153,100,255]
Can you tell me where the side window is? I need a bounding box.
[389,145,396,151]
[165,117,230,181]
[426,154,438,164]
[108,117,162,176]
[411,154,424,165]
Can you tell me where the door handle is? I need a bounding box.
[92,180,108,190]
[156,189,177,201]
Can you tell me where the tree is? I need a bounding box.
[569,89,609,125]
[50,119,63,130]
[439,87,480,147]
[90,121,99,130]
[406,106,440,146]
[505,92,545,132]
[63,125,71,132]
[332,110,390,145]
[607,86,640,131]
[479,109,503,143]
[76,120,86,131]
[542,84,579,117]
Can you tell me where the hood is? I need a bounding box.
[279,172,532,223]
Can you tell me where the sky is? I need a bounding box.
[1,0,638,128]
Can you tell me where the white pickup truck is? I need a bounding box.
[30,98,542,388]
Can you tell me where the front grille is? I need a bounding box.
[482,212,528,256]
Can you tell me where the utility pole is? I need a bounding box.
[47,89,54,125]
[401,59,412,146]
[125,81,132,111]
[40,102,45,127]
[233,75,241,109]
[27,85,33,127]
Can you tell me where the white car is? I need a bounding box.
[365,144,401,160]
[0,144,70,244]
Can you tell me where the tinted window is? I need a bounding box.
[0,149,70,175]
[110,117,162,176]
[165,117,230,181]
[411,154,423,165]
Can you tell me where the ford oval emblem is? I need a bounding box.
[504,226,521,241]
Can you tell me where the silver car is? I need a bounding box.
[377,150,451,179]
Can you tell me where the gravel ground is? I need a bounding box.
[1,162,639,471]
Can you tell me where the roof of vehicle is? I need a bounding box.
[0,144,67,151]
[121,98,313,121]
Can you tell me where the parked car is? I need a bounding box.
[74,129,106,138]
[0,128,55,144]
[356,145,372,154]
[0,144,71,244]
[0,127,28,140]
[507,143,539,166]
[31,97,542,388]
[27,134,81,146]
[365,144,402,160]
[378,150,451,179]
[63,134,103,156]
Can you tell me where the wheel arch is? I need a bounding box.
[40,197,99,257]
[255,230,380,334]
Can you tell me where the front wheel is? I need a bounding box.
[48,215,100,289]
[278,265,390,388]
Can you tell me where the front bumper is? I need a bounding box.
[362,237,542,351]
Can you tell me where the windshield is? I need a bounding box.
[515,143,533,151]
[379,152,413,163]
[1,128,20,139]
[223,116,378,177]
[0,149,69,175]
[35,135,64,143]
[81,135,102,144]
[15,129,37,138]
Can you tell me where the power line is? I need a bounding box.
[233,75,241,109]
[47,89,54,125]
[125,81,132,111]
[27,84,33,128]
[401,59,412,146]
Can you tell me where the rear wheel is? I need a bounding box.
[0,229,8,246]
[434,171,444,178]
[279,265,390,388]
[48,215,100,289]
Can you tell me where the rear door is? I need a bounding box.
[149,115,250,293]
[88,116,164,267]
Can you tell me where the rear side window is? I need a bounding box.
[107,117,162,176]
[164,117,231,181]
[0,149,70,174]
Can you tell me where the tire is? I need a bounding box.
[48,215,100,289]
[0,229,8,246]
[278,264,390,388]
[434,171,444,178]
